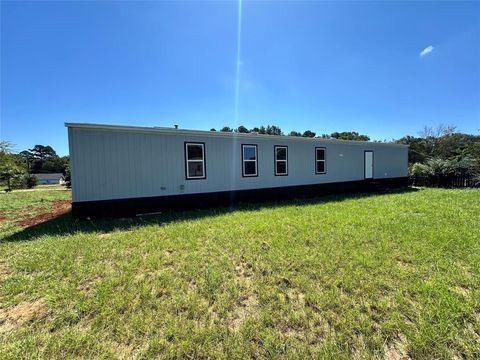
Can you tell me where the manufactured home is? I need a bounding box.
[66,123,408,217]
[33,173,65,185]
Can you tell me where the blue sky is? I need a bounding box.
[1,1,479,156]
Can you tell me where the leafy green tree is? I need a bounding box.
[28,145,57,160]
[265,125,283,136]
[236,125,250,133]
[0,141,13,159]
[0,141,21,191]
[397,129,480,167]
[0,169,17,191]
[19,150,32,172]
[220,127,233,132]
[396,136,429,164]
[42,156,66,173]
[302,130,316,138]
[435,133,479,160]
[22,145,66,173]
[289,131,302,137]
[330,131,370,141]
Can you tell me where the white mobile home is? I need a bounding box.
[33,173,65,185]
[66,123,408,217]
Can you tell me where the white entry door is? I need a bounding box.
[364,151,374,179]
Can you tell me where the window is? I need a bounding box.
[185,142,206,179]
[242,144,258,177]
[315,147,326,174]
[274,146,288,176]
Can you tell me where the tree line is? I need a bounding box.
[0,142,70,190]
[211,125,370,141]
[395,125,480,184]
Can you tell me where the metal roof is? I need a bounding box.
[32,173,65,180]
[65,122,408,147]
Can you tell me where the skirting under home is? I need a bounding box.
[65,123,409,218]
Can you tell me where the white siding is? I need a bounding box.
[68,126,408,202]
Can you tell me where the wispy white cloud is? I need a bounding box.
[419,45,434,58]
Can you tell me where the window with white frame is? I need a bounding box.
[185,142,206,179]
[274,146,288,176]
[242,144,258,177]
[315,147,326,174]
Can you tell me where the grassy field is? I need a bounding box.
[0,187,479,359]
[0,186,71,235]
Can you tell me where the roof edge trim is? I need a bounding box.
[65,122,408,147]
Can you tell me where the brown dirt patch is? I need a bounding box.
[275,287,309,340]
[287,288,306,307]
[384,334,410,360]
[231,256,258,330]
[231,294,258,330]
[0,301,49,333]
[16,200,71,227]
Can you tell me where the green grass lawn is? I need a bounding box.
[1,187,479,359]
[0,186,70,228]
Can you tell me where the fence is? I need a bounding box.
[410,176,480,188]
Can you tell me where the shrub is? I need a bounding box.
[426,158,454,177]
[410,157,480,187]
[4,172,23,190]
[2,172,38,190]
[451,157,478,177]
[24,174,38,189]
[409,163,432,178]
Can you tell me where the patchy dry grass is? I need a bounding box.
[0,187,479,359]
[0,301,49,333]
[0,187,70,234]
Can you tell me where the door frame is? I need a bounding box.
[364,150,374,179]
